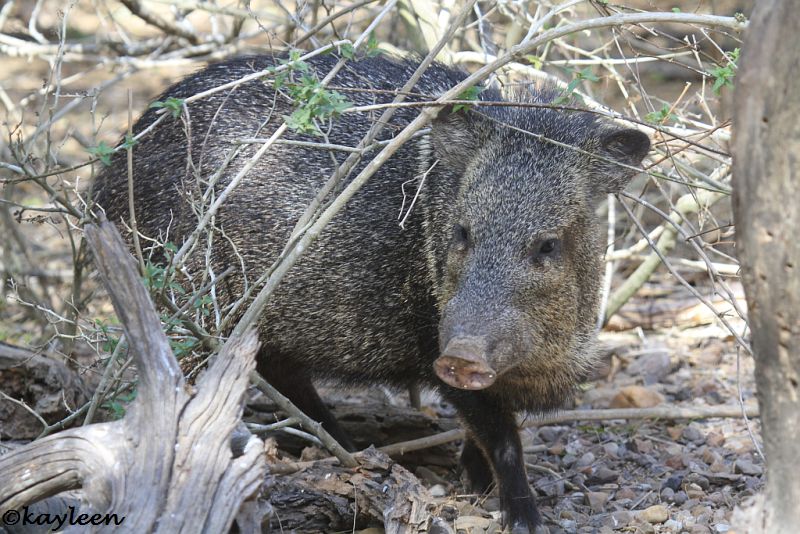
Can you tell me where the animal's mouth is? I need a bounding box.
[434,355,497,389]
[434,337,498,390]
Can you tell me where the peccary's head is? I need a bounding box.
[429,94,649,406]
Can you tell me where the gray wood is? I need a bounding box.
[732,1,800,532]
[0,221,267,533]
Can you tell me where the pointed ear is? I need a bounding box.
[430,105,487,173]
[591,127,650,194]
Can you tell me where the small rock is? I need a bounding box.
[586,491,610,512]
[685,482,705,500]
[685,473,710,491]
[610,385,665,408]
[429,484,447,497]
[640,504,669,524]
[454,515,494,531]
[662,475,684,491]
[734,458,763,476]
[616,487,636,501]
[682,425,705,444]
[539,427,561,443]
[714,523,731,532]
[558,518,577,532]
[627,349,671,384]
[706,431,725,447]
[589,466,619,484]
[428,517,456,534]
[577,452,596,468]
[602,442,619,457]
[610,510,633,528]
[702,448,722,465]
[709,460,730,473]
[661,487,675,502]
[666,426,684,441]
[664,519,683,532]
[665,455,684,470]
[690,526,711,534]
[673,491,688,506]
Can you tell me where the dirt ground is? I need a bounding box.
[256,275,759,534]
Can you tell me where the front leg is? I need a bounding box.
[442,388,540,533]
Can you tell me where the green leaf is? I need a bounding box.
[577,67,600,82]
[524,55,543,70]
[710,48,739,95]
[340,43,355,60]
[453,86,483,112]
[365,33,382,57]
[149,96,185,118]
[122,133,137,150]
[88,141,114,165]
[645,103,676,125]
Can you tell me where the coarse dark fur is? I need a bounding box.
[94,54,650,532]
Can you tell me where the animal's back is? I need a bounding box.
[94,54,467,386]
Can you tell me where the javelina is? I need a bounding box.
[94,54,650,532]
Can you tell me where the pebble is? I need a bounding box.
[673,491,688,505]
[558,518,577,532]
[626,349,672,384]
[603,442,619,457]
[662,475,684,491]
[734,458,763,476]
[640,504,669,524]
[577,452,596,468]
[610,385,665,408]
[682,425,705,444]
[586,491,610,512]
[661,487,675,502]
[685,482,705,500]
[616,487,636,500]
[589,466,619,484]
[685,473,710,491]
[706,431,725,447]
[539,427,561,443]
[610,510,633,528]
[429,484,447,497]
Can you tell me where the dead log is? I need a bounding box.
[732,1,800,532]
[265,447,436,533]
[0,343,89,439]
[0,221,266,533]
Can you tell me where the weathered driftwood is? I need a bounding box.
[0,221,266,533]
[0,343,89,439]
[265,447,435,534]
[732,1,800,532]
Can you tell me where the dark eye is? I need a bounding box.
[539,239,558,255]
[529,237,561,263]
[453,223,469,250]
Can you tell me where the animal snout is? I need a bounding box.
[434,337,497,390]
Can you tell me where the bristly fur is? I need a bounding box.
[94,54,649,532]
